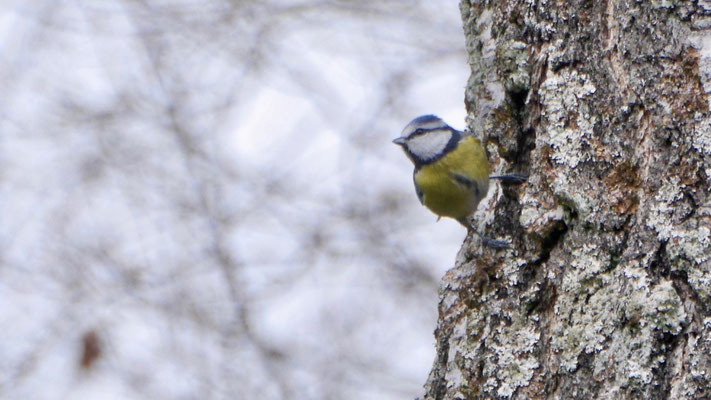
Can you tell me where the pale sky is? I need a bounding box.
[0,2,470,399]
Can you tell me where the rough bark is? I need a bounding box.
[422,1,711,399]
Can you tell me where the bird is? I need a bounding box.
[393,115,525,248]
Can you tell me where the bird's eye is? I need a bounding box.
[414,128,424,135]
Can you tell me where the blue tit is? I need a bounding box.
[393,115,525,248]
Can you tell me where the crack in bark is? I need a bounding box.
[646,240,711,398]
[533,221,568,267]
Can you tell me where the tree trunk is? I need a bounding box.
[422,1,711,399]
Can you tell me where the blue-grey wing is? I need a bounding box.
[413,173,424,205]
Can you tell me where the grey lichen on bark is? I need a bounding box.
[421,1,711,399]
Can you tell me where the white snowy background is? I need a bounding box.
[0,1,469,399]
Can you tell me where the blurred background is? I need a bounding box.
[0,1,470,399]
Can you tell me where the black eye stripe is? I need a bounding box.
[408,126,448,139]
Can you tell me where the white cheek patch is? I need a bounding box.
[407,130,452,161]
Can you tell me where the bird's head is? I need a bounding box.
[393,115,460,166]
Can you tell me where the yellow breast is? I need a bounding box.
[414,136,490,219]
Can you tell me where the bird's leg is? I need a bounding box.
[489,173,527,185]
[457,218,510,249]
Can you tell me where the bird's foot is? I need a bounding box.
[489,173,527,185]
[481,237,511,249]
